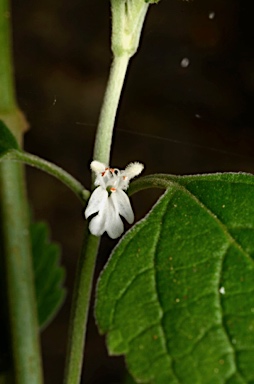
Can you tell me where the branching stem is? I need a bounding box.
[2,150,90,203]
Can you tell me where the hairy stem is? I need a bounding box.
[63,229,100,384]
[2,150,90,203]
[63,39,131,384]
[93,54,130,165]
[0,0,43,382]
[64,53,131,384]
[64,2,151,383]
[0,0,15,111]
[0,163,43,384]
[64,42,132,384]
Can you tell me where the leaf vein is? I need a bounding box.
[218,246,247,382]
[175,183,254,266]
[153,190,182,383]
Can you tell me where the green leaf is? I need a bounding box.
[0,120,19,155]
[123,372,137,384]
[95,172,254,383]
[31,221,66,329]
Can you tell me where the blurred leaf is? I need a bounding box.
[95,172,254,383]
[0,120,19,156]
[123,372,137,384]
[31,221,66,329]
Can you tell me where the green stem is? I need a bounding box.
[2,150,90,203]
[0,0,43,383]
[64,50,132,384]
[63,42,131,384]
[63,228,100,384]
[93,54,130,165]
[128,174,179,196]
[0,164,43,384]
[64,54,131,384]
[0,0,15,111]
[64,2,151,383]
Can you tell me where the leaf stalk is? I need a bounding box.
[2,150,90,203]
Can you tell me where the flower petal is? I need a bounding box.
[111,189,134,224]
[84,187,108,219]
[86,159,143,238]
[89,200,108,236]
[91,160,107,173]
[124,162,144,179]
[105,198,124,239]
[89,197,124,239]
[94,173,106,187]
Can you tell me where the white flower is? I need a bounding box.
[85,160,144,239]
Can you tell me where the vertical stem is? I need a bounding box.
[64,229,100,384]
[0,164,43,384]
[0,0,15,111]
[93,54,130,165]
[64,2,150,383]
[0,0,43,383]
[64,54,131,384]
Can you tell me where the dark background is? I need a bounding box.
[11,0,254,382]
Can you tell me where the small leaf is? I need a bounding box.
[31,221,66,329]
[95,172,254,383]
[0,120,19,156]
